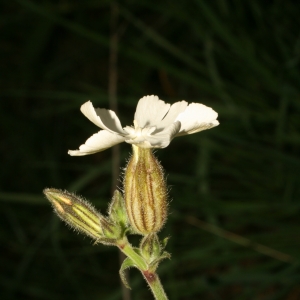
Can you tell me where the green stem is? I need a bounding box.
[116,237,168,300]
[117,236,148,270]
[142,270,168,300]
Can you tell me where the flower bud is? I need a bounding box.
[43,188,102,240]
[140,233,161,262]
[124,145,168,235]
[108,190,128,228]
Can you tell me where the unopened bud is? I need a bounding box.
[108,190,128,228]
[124,145,168,235]
[43,188,102,240]
[140,233,161,262]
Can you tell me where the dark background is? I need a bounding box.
[1,1,300,299]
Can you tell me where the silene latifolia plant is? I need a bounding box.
[44,95,219,300]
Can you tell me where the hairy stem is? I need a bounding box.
[117,237,168,300]
[142,270,168,300]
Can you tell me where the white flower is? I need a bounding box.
[68,95,219,156]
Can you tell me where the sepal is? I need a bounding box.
[161,236,169,249]
[149,251,171,272]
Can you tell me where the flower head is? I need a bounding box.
[68,95,219,156]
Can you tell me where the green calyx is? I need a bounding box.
[124,146,168,235]
[108,190,128,229]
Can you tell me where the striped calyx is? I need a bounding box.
[124,145,168,235]
[43,188,103,240]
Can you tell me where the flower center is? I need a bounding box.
[124,120,156,140]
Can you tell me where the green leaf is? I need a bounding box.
[119,257,136,289]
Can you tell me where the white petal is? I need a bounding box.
[125,122,181,149]
[155,100,188,132]
[80,101,125,134]
[176,103,219,136]
[150,122,181,148]
[68,130,126,156]
[134,95,170,128]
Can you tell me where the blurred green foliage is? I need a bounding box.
[1,0,300,299]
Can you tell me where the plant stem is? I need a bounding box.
[116,237,168,300]
[142,271,168,300]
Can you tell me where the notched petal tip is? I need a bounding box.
[134,95,171,128]
[80,101,125,135]
[175,103,219,136]
[155,100,188,131]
